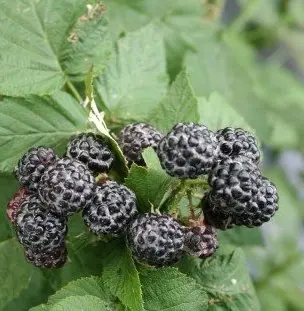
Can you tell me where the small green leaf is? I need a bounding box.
[179,248,260,311]
[140,267,208,311]
[150,70,199,132]
[49,295,113,311]
[0,239,33,310]
[95,23,168,121]
[198,93,253,132]
[125,148,177,212]
[101,239,144,311]
[0,91,87,173]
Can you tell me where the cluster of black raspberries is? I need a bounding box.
[7,122,278,269]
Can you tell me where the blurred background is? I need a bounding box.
[213,1,304,310]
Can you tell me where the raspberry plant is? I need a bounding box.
[0,1,304,311]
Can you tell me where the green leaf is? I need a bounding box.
[0,91,87,173]
[101,239,144,311]
[46,277,114,307]
[198,93,253,132]
[49,295,113,311]
[0,0,112,96]
[95,23,168,121]
[104,0,205,78]
[125,148,177,212]
[150,70,199,132]
[179,248,260,311]
[140,267,208,311]
[186,33,271,141]
[4,268,53,311]
[0,239,34,310]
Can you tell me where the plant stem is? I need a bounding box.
[66,78,82,102]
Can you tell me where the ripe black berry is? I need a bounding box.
[234,177,279,227]
[16,195,67,251]
[157,123,217,178]
[15,147,58,190]
[208,157,261,214]
[25,244,67,269]
[216,127,260,164]
[119,123,163,165]
[127,213,184,267]
[7,187,31,225]
[83,181,137,236]
[38,158,95,216]
[184,224,218,258]
[67,133,114,174]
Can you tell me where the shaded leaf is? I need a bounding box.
[0,239,33,309]
[125,148,177,212]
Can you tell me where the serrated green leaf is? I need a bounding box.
[49,295,113,311]
[47,277,115,308]
[125,148,177,212]
[179,248,260,311]
[101,239,144,311]
[0,0,112,96]
[95,23,168,121]
[0,91,87,173]
[150,70,198,132]
[0,239,34,310]
[140,267,208,311]
[198,93,253,132]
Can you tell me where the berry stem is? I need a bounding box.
[186,189,196,219]
[66,79,82,103]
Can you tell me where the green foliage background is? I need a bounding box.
[0,0,303,310]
